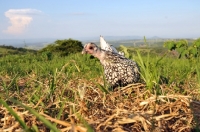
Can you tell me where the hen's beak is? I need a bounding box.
[82,48,87,54]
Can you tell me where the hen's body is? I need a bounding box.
[82,43,140,88]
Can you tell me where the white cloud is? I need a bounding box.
[3,9,42,35]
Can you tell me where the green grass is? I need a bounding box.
[0,53,102,78]
[0,46,200,131]
[1,48,199,95]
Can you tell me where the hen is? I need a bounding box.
[82,42,140,88]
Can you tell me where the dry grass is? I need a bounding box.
[0,77,200,132]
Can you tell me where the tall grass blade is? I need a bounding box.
[76,113,94,132]
[0,99,30,131]
[96,83,109,94]
[196,66,200,85]
[10,98,60,132]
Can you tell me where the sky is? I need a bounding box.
[0,0,200,40]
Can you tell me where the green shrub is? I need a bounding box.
[164,38,200,59]
[39,39,83,56]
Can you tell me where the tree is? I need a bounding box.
[164,38,200,60]
[39,39,83,56]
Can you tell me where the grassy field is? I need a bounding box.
[0,44,200,131]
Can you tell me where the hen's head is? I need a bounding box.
[82,43,99,55]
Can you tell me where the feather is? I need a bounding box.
[100,35,124,56]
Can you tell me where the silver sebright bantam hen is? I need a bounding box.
[82,42,140,88]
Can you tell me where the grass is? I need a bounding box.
[0,45,200,131]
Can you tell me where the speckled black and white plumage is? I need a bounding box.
[82,43,140,88]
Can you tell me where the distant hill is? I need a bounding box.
[0,36,196,50]
[99,36,143,40]
[0,38,57,49]
[0,37,142,49]
[0,45,37,57]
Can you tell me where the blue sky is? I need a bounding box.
[0,0,200,39]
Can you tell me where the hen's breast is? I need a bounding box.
[99,51,140,88]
